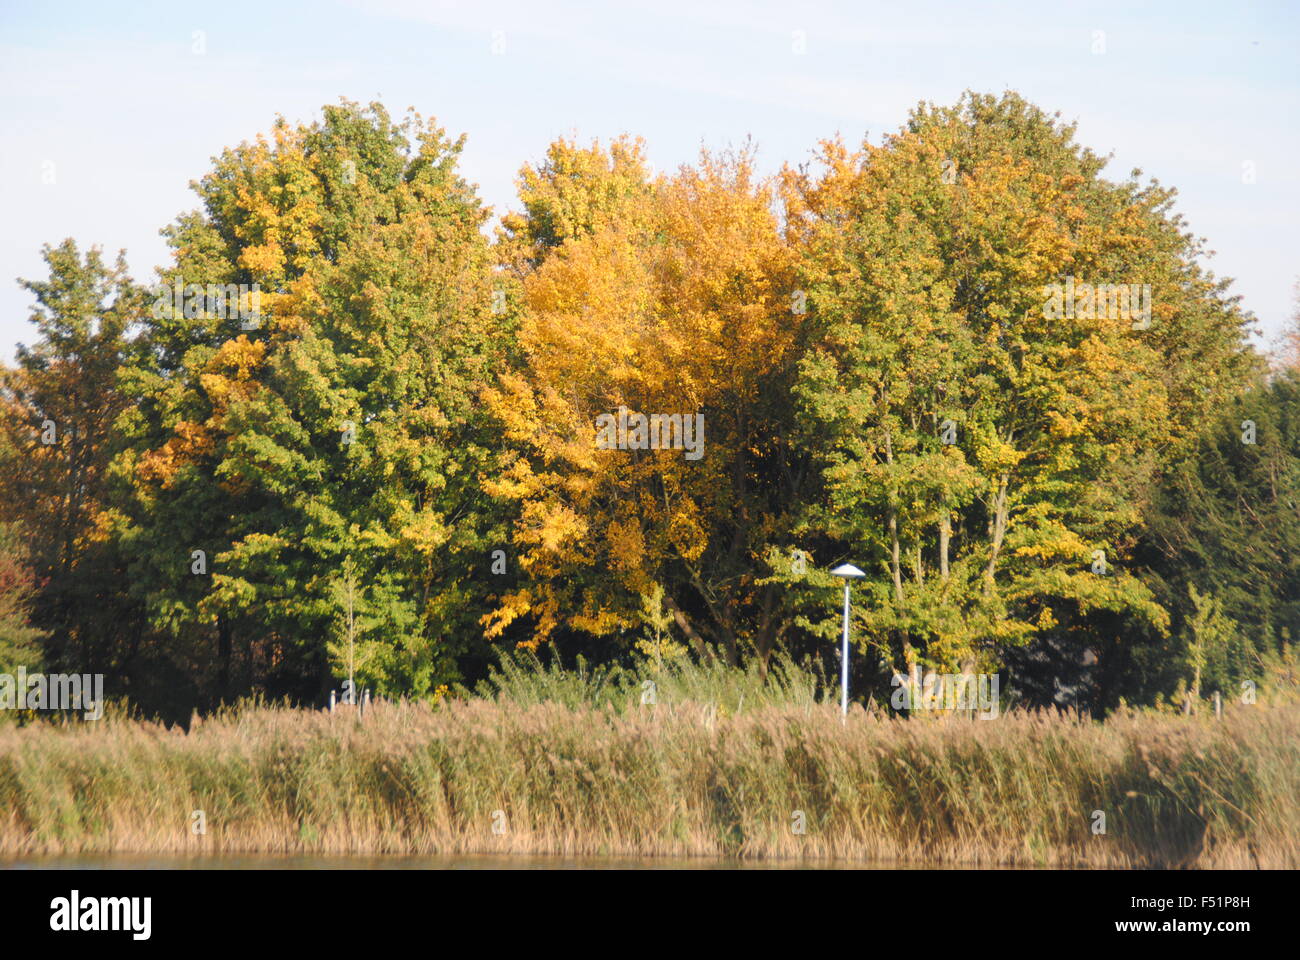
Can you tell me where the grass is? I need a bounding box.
[464,648,825,714]
[0,653,1295,867]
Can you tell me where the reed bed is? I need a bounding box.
[0,693,1295,867]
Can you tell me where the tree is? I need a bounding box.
[1184,584,1238,701]
[1278,281,1300,374]
[1124,368,1300,709]
[484,142,810,668]
[0,240,142,676]
[785,92,1254,692]
[0,523,44,675]
[325,554,384,701]
[111,101,514,703]
[498,134,655,274]
[636,584,685,668]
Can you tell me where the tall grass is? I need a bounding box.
[0,664,1295,867]
[467,649,826,715]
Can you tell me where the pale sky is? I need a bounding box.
[2,0,1297,360]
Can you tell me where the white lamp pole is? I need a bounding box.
[840,581,850,714]
[830,563,866,717]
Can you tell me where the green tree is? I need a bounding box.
[0,240,142,676]
[112,101,515,703]
[1126,368,1300,708]
[1184,584,1239,701]
[498,134,655,274]
[787,92,1253,692]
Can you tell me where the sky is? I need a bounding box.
[1,0,1297,360]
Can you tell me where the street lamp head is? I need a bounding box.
[831,563,866,579]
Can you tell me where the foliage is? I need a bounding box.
[785,92,1252,689]
[485,141,806,667]
[0,240,141,678]
[0,523,44,674]
[0,93,1290,718]
[107,101,516,704]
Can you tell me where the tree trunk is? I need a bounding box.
[884,431,904,606]
[217,618,232,704]
[755,585,777,679]
[984,473,1009,593]
[664,595,712,661]
[938,512,951,582]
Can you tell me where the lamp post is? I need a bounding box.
[830,563,866,717]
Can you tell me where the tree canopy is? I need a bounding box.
[1,93,1290,719]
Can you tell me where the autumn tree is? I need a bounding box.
[110,101,514,703]
[786,92,1255,689]
[0,240,142,675]
[0,523,44,674]
[1,94,1282,717]
[485,142,810,667]
[498,134,655,274]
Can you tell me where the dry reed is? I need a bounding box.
[0,696,1295,867]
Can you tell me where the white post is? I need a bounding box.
[830,563,865,721]
[841,581,851,717]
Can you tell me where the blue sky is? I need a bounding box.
[2,0,1297,359]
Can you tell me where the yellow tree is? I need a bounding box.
[485,143,805,666]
